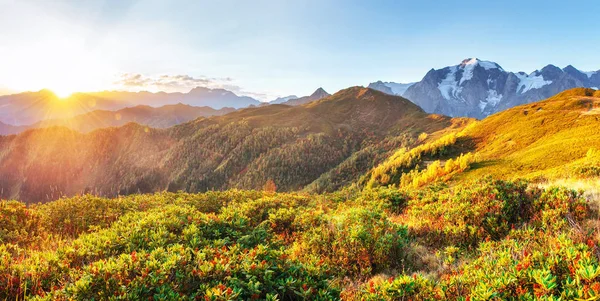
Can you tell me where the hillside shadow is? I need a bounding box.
[469,160,501,170]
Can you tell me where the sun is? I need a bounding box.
[51,87,74,99]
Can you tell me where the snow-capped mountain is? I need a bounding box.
[367,81,415,96]
[393,58,600,118]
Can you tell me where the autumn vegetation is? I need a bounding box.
[1,177,597,300]
[2,87,600,299]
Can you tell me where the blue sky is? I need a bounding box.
[0,0,599,100]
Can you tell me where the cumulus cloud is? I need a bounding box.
[113,73,275,101]
[114,73,231,92]
[113,73,272,101]
[218,84,271,100]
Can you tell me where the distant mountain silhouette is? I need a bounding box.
[0,88,259,125]
[279,88,330,106]
[33,103,235,133]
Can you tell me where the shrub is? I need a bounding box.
[401,178,534,247]
[0,201,45,247]
[292,206,408,277]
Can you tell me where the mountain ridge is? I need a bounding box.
[0,87,261,125]
[0,103,235,135]
[0,87,458,203]
[279,87,331,106]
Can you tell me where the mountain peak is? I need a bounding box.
[541,64,560,71]
[460,58,480,65]
[367,81,416,96]
[278,88,330,106]
[270,95,298,104]
[458,58,503,71]
[311,87,329,97]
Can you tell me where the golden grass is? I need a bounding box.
[456,88,600,182]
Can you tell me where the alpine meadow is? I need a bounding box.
[2,1,600,300]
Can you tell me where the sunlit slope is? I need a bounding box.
[365,88,600,189]
[462,88,600,179]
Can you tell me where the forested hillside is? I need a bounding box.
[0,87,463,203]
[4,87,598,204]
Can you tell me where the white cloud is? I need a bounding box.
[114,73,273,101]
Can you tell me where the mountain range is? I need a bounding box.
[0,103,234,135]
[267,88,331,106]
[369,58,600,118]
[1,86,600,204]
[367,81,415,96]
[0,86,336,128]
[0,87,457,203]
[2,58,598,129]
[269,95,298,104]
[0,87,261,126]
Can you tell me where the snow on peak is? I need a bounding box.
[438,66,463,101]
[461,58,480,65]
[479,90,503,112]
[515,72,552,94]
[459,58,503,71]
[457,58,504,86]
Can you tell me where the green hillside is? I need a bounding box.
[0,87,461,203]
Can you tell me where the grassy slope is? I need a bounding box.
[363,87,600,191]
[460,88,600,180]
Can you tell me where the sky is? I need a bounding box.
[1,0,599,101]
